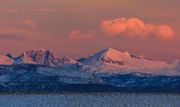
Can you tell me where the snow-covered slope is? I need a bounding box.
[0,64,179,93]
[0,55,13,65]
[81,48,175,75]
[58,56,78,66]
[0,64,96,84]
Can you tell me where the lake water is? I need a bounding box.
[0,93,179,107]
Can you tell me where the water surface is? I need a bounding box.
[0,93,179,107]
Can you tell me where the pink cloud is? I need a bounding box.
[68,30,94,40]
[0,18,37,29]
[0,9,60,13]
[20,19,37,29]
[0,27,48,41]
[155,25,175,40]
[100,18,174,40]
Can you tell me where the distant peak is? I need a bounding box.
[16,48,58,65]
[36,48,46,52]
[104,48,115,51]
[101,48,130,57]
[103,48,118,52]
[84,48,132,65]
[34,48,51,53]
[24,48,54,55]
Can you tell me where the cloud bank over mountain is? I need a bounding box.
[100,18,174,40]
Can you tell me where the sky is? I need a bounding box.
[0,0,179,62]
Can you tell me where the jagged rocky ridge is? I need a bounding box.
[5,48,78,67]
[0,48,180,93]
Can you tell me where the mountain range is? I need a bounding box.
[1,48,179,75]
[0,48,180,93]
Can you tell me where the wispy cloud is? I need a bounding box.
[0,33,19,40]
[100,18,175,40]
[0,27,47,41]
[20,19,37,29]
[0,8,60,13]
[0,18,37,29]
[68,30,94,40]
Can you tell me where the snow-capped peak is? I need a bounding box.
[83,48,132,65]
[99,48,131,60]
[14,48,59,66]
[13,48,79,67]
[80,48,173,75]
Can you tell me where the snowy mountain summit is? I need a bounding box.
[83,48,131,65]
[81,48,175,75]
[14,48,59,66]
[11,48,77,67]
